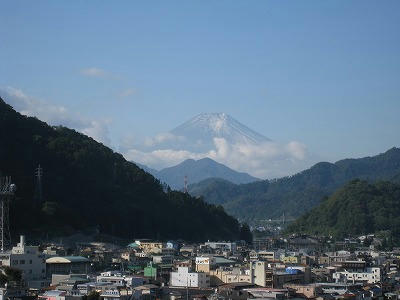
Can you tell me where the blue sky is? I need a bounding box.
[1,1,399,177]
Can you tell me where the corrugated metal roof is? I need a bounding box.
[46,256,89,263]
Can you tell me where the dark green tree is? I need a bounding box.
[285,180,400,243]
[239,223,253,244]
[0,97,242,242]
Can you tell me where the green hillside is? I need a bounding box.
[0,97,243,242]
[285,180,400,239]
[188,148,400,223]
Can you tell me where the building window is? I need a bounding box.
[20,260,25,264]
[30,260,32,264]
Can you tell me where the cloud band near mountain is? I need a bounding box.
[123,135,309,178]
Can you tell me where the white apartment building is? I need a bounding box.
[170,267,210,288]
[333,267,382,284]
[97,271,147,288]
[0,235,49,289]
[100,287,131,300]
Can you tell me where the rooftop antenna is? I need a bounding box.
[0,176,16,252]
[184,175,188,193]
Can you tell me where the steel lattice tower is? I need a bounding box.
[184,175,188,193]
[0,176,16,252]
[35,164,43,204]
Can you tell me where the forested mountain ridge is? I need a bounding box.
[188,148,400,223]
[0,97,243,241]
[143,158,259,190]
[285,180,400,240]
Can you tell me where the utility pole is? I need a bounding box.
[0,176,16,252]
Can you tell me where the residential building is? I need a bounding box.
[120,252,134,262]
[333,267,382,284]
[195,256,216,273]
[96,271,148,287]
[170,267,210,288]
[204,242,237,254]
[100,286,131,300]
[152,255,173,265]
[39,290,67,300]
[135,241,164,254]
[314,282,363,295]
[281,256,299,264]
[0,235,48,289]
[250,261,310,288]
[209,268,250,286]
[284,284,322,298]
[144,263,157,279]
[257,251,276,262]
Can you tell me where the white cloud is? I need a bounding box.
[144,132,186,147]
[81,120,112,146]
[123,135,312,178]
[285,141,307,160]
[206,138,310,178]
[119,88,136,98]
[125,148,204,168]
[80,67,107,78]
[0,86,111,146]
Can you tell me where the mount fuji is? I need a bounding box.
[170,113,270,151]
[125,112,310,179]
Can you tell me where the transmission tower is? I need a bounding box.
[35,164,43,204]
[0,176,16,252]
[183,175,188,193]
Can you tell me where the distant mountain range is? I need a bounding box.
[188,148,400,224]
[286,179,400,241]
[131,112,311,179]
[137,158,259,190]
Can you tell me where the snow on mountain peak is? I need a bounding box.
[171,113,270,146]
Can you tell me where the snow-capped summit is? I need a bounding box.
[171,113,270,147]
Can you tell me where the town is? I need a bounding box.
[2,1,400,300]
[1,233,400,300]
